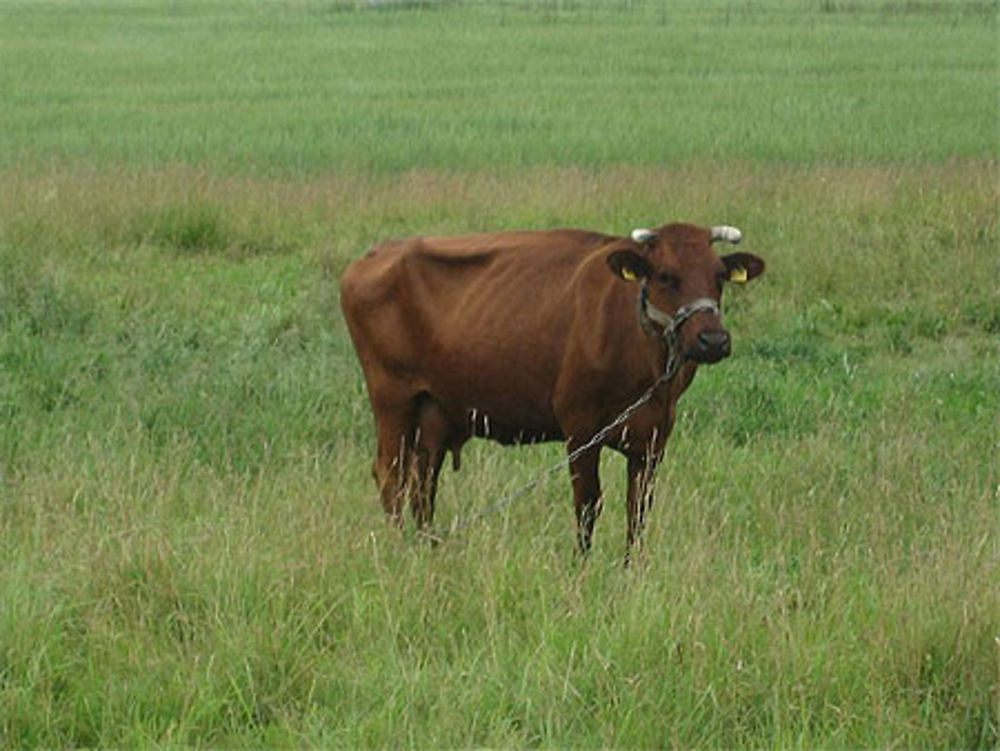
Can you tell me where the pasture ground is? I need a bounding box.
[1,1,998,748]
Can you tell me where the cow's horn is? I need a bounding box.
[631,228,657,244]
[711,225,742,244]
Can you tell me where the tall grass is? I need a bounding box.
[1,163,997,747]
[1,0,998,746]
[1,0,996,174]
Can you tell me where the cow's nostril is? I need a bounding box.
[697,331,731,357]
[698,331,728,346]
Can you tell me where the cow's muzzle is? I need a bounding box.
[640,292,726,379]
[691,328,731,363]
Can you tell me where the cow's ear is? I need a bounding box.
[607,249,652,283]
[722,252,765,284]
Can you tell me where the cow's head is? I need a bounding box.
[606,223,764,364]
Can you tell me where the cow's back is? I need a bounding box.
[340,229,617,428]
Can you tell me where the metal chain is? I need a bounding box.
[419,296,718,543]
[426,372,667,542]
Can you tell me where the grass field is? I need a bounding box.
[2,0,997,173]
[1,1,999,748]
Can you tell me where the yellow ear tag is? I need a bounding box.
[621,267,638,282]
[729,266,748,283]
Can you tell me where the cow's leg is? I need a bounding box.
[411,397,451,533]
[624,447,663,562]
[371,398,417,527]
[568,445,603,555]
[411,446,445,534]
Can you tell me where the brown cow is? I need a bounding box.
[340,222,764,555]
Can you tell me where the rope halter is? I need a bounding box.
[638,284,721,383]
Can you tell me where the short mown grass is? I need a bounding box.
[1,0,996,174]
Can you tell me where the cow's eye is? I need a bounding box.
[658,272,679,288]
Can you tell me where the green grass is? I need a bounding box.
[2,163,997,748]
[1,0,996,174]
[1,0,999,747]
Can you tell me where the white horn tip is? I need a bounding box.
[631,228,656,244]
[711,225,742,244]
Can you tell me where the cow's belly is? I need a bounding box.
[418,360,562,444]
[436,385,562,442]
[418,330,563,429]
[465,408,563,445]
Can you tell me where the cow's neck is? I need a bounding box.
[637,286,682,388]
